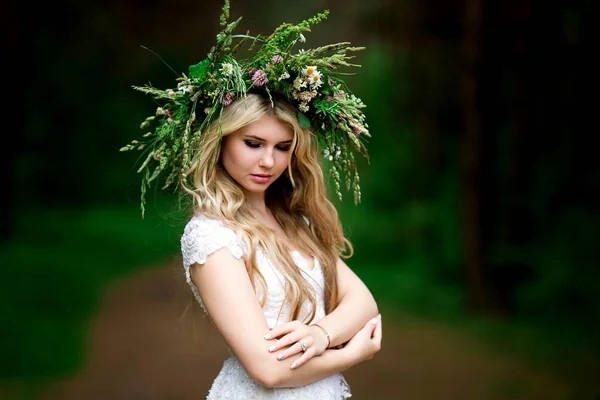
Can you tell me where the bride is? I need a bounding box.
[180,94,381,398]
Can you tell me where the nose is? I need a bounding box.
[259,148,275,168]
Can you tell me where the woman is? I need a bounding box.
[180,94,380,398]
[122,1,381,397]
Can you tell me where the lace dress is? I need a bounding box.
[181,215,352,399]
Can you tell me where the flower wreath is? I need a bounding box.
[121,0,370,216]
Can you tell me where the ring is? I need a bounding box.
[299,341,307,352]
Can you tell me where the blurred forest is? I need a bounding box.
[2,0,598,398]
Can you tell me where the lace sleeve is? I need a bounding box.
[180,215,245,313]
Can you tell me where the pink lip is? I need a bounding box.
[250,174,272,183]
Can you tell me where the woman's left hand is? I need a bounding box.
[264,320,329,368]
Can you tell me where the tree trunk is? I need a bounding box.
[461,0,487,311]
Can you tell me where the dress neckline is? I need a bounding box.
[195,215,320,273]
[291,250,320,273]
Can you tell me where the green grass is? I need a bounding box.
[0,201,186,381]
[352,263,600,397]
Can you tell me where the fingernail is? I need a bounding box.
[290,363,297,370]
[371,317,378,325]
[378,313,382,319]
[277,354,285,361]
[264,333,272,340]
[268,345,276,352]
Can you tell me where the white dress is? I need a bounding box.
[181,215,352,399]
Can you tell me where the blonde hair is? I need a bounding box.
[181,93,352,322]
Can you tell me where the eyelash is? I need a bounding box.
[244,140,291,152]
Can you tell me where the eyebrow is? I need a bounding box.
[245,135,293,144]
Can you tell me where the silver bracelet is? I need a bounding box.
[311,323,331,348]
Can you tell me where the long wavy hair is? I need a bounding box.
[181,93,352,322]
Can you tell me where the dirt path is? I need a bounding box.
[39,262,575,400]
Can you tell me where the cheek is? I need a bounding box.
[223,142,247,168]
[276,153,291,170]
[235,147,259,169]
[221,143,240,174]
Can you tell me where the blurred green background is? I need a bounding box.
[2,0,597,398]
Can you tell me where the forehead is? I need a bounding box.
[236,115,294,142]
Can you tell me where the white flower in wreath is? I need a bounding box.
[278,71,291,81]
[302,66,318,77]
[308,70,323,88]
[177,81,188,92]
[220,62,235,76]
[293,76,307,90]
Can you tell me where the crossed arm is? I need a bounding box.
[190,248,381,388]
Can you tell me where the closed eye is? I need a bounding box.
[244,140,261,148]
[244,140,291,152]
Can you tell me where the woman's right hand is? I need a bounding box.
[343,314,382,363]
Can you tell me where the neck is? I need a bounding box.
[244,192,269,216]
